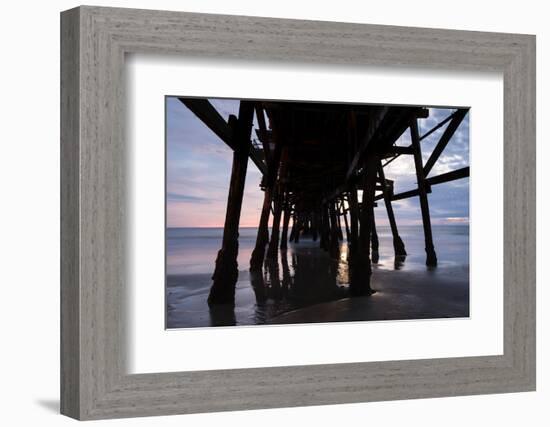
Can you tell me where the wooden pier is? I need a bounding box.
[179,98,469,306]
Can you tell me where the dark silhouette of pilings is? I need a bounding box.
[329,202,340,259]
[410,119,437,267]
[250,184,273,270]
[267,148,289,258]
[341,200,351,241]
[336,209,344,241]
[311,211,319,242]
[348,187,360,250]
[319,207,329,251]
[250,139,283,270]
[280,200,291,250]
[288,213,297,242]
[360,154,378,261]
[377,161,407,257]
[208,101,254,306]
[293,215,301,243]
[371,211,379,264]
[266,187,284,259]
[349,154,377,296]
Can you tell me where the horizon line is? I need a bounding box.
[166,223,470,229]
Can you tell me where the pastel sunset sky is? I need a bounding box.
[166,97,469,228]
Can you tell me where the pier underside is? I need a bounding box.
[179,98,469,307]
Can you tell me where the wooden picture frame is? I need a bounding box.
[60,5,536,420]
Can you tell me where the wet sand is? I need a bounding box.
[266,265,469,324]
[166,225,469,328]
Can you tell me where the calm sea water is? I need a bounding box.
[166,225,469,328]
[166,225,469,276]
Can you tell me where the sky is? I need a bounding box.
[166,97,469,228]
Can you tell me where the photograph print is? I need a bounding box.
[166,97,470,329]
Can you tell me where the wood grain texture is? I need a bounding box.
[60,6,536,420]
[60,7,80,419]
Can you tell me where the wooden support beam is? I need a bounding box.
[255,104,271,165]
[296,217,302,243]
[336,208,344,241]
[341,200,351,241]
[346,107,390,182]
[426,166,469,185]
[267,147,290,258]
[371,211,379,264]
[390,188,426,202]
[266,187,283,259]
[410,119,437,267]
[209,101,254,305]
[419,110,456,142]
[249,187,273,270]
[323,107,427,205]
[377,161,407,256]
[423,108,469,176]
[379,107,456,169]
[359,155,377,258]
[329,202,340,258]
[311,211,319,242]
[289,214,297,242]
[320,207,330,251]
[245,144,268,176]
[375,166,469,202]
[249,139,284,270]
[382,153,400,167]
[348,187,360,249]
[349,153,376,296]
[179,98,234,146]
[280,199,291,250]
[388,145,414,155]
[179,97,267,175]
[255,104,268,135]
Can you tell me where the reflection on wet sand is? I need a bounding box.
[244,243,348,326]
[208,304,237,327]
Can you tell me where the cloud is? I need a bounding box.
[167,193,212,203]
[445,217,469,223]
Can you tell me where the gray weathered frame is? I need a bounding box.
[60,5,536,420]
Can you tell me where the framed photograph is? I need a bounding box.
[164,97,471,329]
[61,6,536,420]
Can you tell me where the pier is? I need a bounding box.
[178,98,469,307]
